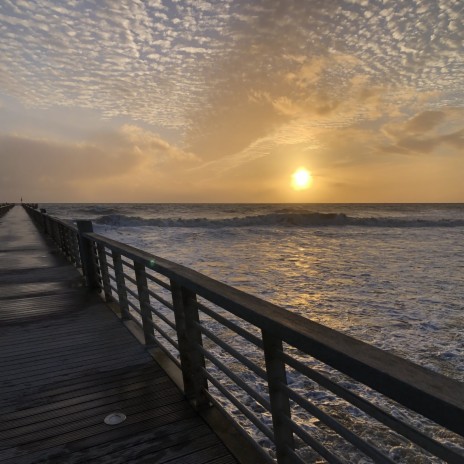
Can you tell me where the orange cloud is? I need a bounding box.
[0,126,198,201]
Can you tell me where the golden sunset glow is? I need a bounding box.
[291,168,313,191]
[0,1,463,202]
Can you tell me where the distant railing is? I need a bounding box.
[0,203,15,218]
[23,205,464,464]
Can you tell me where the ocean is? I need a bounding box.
[42,203,464,381]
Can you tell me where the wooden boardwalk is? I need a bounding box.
[0,206,238,464]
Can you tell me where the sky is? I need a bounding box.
[0,0,463,203]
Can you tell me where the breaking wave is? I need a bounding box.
[93,212,464,228]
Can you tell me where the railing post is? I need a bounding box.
[39,210,46,233]
[54,221,61,247]
[52,220,60,244]
[170,280,209,410]
[97,244,112,302]
[43,215,51,236]
[76,220,98,289]
[134,261,155,346]
[262,331,295,464]
[112,251,130,320]
[60,224,70,259]
[64,228,72,261]
[72,232,82,268]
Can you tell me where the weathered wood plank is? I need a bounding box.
[4,416,206,464]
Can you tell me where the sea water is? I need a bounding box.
[42,203,464,460]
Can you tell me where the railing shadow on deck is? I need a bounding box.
[22,204,464,464]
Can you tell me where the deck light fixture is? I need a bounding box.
[104,412,127,425]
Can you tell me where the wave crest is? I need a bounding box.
[93,212,464,228]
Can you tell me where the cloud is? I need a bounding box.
[1,0,461,135]
[0,125,198,200]
[181,0,463,171]
[1,0,463,202]
[404,111,447,134]
[380,109,464,155]
[0,0,232,128]
[118,125,199,162]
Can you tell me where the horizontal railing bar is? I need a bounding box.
[194,321,267,381]
[146,271,171,290]
[122,259,134,270]
[198,344,271,412]
[202,369,275,442]
[43,215,78,232]
[153,338,182,369]
[283,384,395,464]
[145,303,177,331]
[283,418,345,464]
[153,323,179,351]
[125,286,139,300]
[106,261,115,271]
[109,283,119,296]
[126,299,142,315]
[281,353,461,462]
[197,301,263,349]
[123,273,137,286]
[146,287,174,311]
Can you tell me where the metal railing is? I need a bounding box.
[0,203,15,218]
[23,205,464,464]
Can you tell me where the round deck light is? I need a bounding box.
[104,412,126,425]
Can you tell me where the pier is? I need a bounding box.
[0,206,241,464]
[1,204,463,463]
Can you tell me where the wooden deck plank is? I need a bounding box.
[0,401,193,451]
[0,387,182,439]
[0,207,238,464]
[0,381,180,431]
[4,417,207,464]
[1,373,175,415]
[0,282,78,300]
[84,422,212,463]
[0,407,198,461]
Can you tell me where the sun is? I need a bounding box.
[291,167,313,190]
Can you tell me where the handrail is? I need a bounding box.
[0,203,15,218]
[22,204,464,464]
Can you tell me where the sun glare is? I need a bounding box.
[291,167,312,190]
